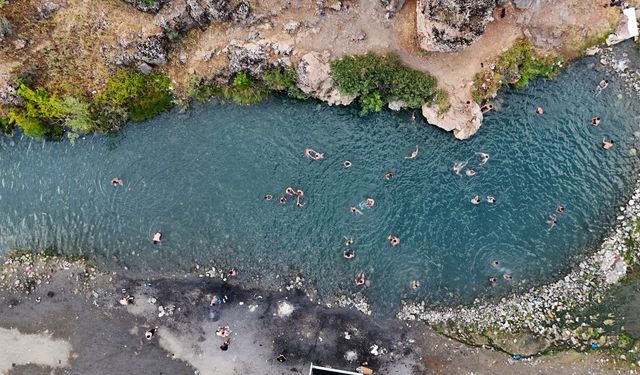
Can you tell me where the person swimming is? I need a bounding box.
[410,112,416,121]
[145,327,157,340]
[279,196,286,204]
[453,161,468,175]
[598,79,609,90]
[350,206,363,215]
[491,259,499,267]
[228,268,238,277]
[503,274,513,281]
[152,231,162,244]
[477,152,490,165]
[264,194,273,201]
[405,145,419,159]
[487,195,496,204]
[343,160,352,168]
[295,197,304,208]
[591,117,601,126]
[410,280,420,289]
[345,237,354,246]
[119,294,134,306]
[471,195,481,205]
[111,177,123,186]
[355,273,366,285]
[556,205,565,213]
[285,187,295,195]
[548,214,557,230]
[384,171,394,179]
[304,148,324,160]
[295,189,304,197]
[343,249,355,259]
[480,104,494,113]
[366,198,375,207]
[488,276,497,284]
[388,235,400,246]
[216,326,231,337]
[602,138,614,150]
[535,106,544,115]
[465,169,477,177]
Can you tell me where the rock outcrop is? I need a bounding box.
[421,99,482,139]
[416,0,496,52]
[296,52,355,106]
[223,39,293,76]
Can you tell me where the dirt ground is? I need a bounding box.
[0,255,637,375]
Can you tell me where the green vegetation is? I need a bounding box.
[472,39,562,102]
[262,68,309,100]
[4,70,173,139]
[217,72,269,105]
[330,52,444,115]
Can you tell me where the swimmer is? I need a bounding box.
[487,195,496,204]
[388,235,400,247]
[366,198,375,207]
[410,112,416,121]
[548,214,558,230]
[343,160,352,168]
[228,268,237,277]
[304,148,324,160]
[343,249,355,259]
[384,171,394,179]
[410,280,420,289]
[216,326,231,337]
[488,276,497,284]
[480,104,494,113]
[145,327,157,340]
[355,273,366,285]
[152,231,162,244]
[119,294,134,306]
[111,177,123,186]
[465,169,477,177]
[279,196,286,204]
[276,354,287,362]
[503,274,513,281]
[350,206,363,215]
[591,117,601,126]
[491,259,499,267]
[598,79,609,90]
[285,187,294,195]
[453,161,468,175]
[477,152,490,165]
[556,205,565,213]
[471,195,481,205]
[535,106,544,115]
[295,189,304,197]
[602,137,614,150]
[296,201,305,208]
[264,194,273,201]
[405,145,419,159]
[345,237,354,246]
[220,338,230,351]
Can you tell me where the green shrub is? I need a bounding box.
[93,70,173,125]
[217,72,269,105]
[359,92,383,116]
[8,108,51,138]
[331,52,442,113]
[262,67,309,100]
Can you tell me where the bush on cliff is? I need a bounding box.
[217,72,269,105]
[262,68,309,100]
[472,38,561,102]
[330,52,441,115]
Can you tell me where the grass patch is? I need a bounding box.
[330,52,443,115]
[472,39,562,102]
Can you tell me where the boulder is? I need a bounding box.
[421,98,482,139]
[296,52,355,106]
[224,39,271,76]
[416,0,495,52]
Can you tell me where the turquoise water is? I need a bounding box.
[1,51,639,311]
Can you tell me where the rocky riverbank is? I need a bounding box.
[0,0,632,139]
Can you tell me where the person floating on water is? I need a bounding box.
[355,273,366,285]
[410,280,420,289]
[350,206,363,215]
[220,338,231,351]
[295,189,304,197]
[228,268,238,277]
[465,169,477,177]
[345,237,354,246]
[152,231,162,244]
[388,235,400,246]
[264,194,273,201]
[343,249,355,259]
[384,171,394,179]
[599,79,609,90]
[410,111,416,121]
[591,117,601,126]
[556,205,565,213]
[548,214,558,230]
[491,259,499,267]
[279,196,286,204]
[453,161,468,175]
[304,148,324,160]
[602,138,614,150]
[471,195,481,205]
[405,145,419,159]
[111,177,123,186]
[285,187,295,195]
[216,326,231,337]
[488,276,497,284]
[343,160,352,168]
[119,294,134,306]
[366,198,375,207]
[503,274,513,281]
[487,195,496,204]
[535,106,544,115]
[477,152,490,165]
[145,327,158,340]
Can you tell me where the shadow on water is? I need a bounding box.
[1,44,640,315]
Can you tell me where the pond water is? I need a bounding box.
[1,48,640,312]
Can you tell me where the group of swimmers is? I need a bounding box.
[264,186,306,207]
[488,259,512,284]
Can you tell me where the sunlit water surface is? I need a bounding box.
[2,48,640,312]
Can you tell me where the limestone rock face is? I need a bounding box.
[296,52,355,106]
[421,99,482,140]
[380,0,406,12]
[416,0,496,52]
